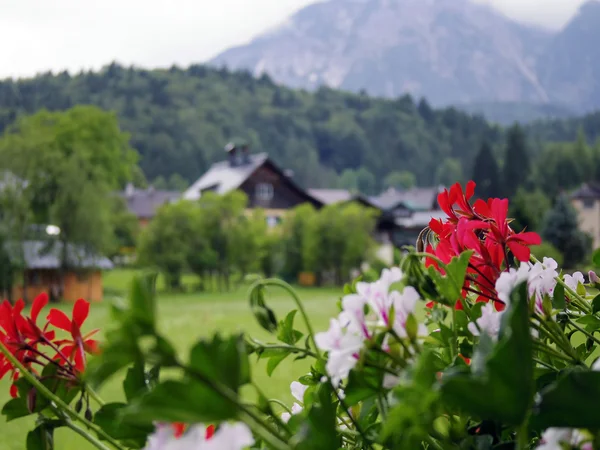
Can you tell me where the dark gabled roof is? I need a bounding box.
[121,187,181,219]
[7,241,113,270]
[184,153,322,207]
[571,183,600,199]
[184,153,270,200]
[370,187,443,211]
[307,189,382,211]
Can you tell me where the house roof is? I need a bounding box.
[308,189,353,205]
[395,210,447,229]
[571,183,600,199]
[121,187,181,219]
[370,187,443,211]
[183,153,322,207]
[183,153,270,201]
[8,241,114,270]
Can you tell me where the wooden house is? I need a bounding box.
[121,184,181,228]
[183,145,322,224]
[10,241,113,303]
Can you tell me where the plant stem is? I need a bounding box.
[568,319,600,347]
[532,342,576,363]
[64,419,112,450]
[248,339,319,359]
[254,279,323,362]
[181,363,291,449]
[0,340,126,450]
[451,306,458,360]
[533,357,557,371]
[331,384,374,450]
[86,386,106,407]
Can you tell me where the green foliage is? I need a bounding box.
[510,188,552,232]
[541,195,589,268]
[435,157,463,187]
[531,243,564,267]
[0,106,138,276]
[471,141,502,199]
[383,170,416,190]
[503,124,530,198]
[441,283,534,425]
[0,64,502,188]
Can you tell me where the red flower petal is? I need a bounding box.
[465,181,476,201]
[507,240,532,263]
[47,309,72,332]
[72,300,89,329]
[31,293,49,324]
[9,383,18,398]
[74,343,86,372]
[205,424,216,440]
[13,299,25,317]
[172,423,186,439]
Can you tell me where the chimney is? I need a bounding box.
[242,144,251,165]
[125,182,135,197]
[225,142,238,167]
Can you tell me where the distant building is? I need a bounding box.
[121,184,181,228]
[9,241,114,303]
[184,144,322,225]
[571,183,600,248]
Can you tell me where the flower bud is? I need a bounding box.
[27,388,36,413]
[85,408,93,421]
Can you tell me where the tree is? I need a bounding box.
[383,171,416,190]
[541,195,589,268]
[281,204,318,281]
[0,106,138,295]
[167,173,189,191]
[509,189,551,232]
[471,141,501,199]
[503,124,530,198]
[109,197,140,258]
[138,201,196,290]
[435,158,463,187]
[356,168,377,195]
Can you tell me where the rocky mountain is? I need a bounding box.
[211,0,600,114]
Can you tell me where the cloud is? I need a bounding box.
[0,0,588,78]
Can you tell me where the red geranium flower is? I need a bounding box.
[47,299,99,372]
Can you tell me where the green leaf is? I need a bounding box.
[593,248,600,268]
[592,294,600,314]
[189,334,250,391]
[344,368,380,406]
[277,310,304,345]
[532,370,600,429]
[552,283,566,310]
[441,282,534,425]
[123,360,147,402]
[129,273,158,329]
[292,384,340,450]
[122,380,237,424]
[94,403,153,447]
[26,426,53,450]
[427,252,472,307]
[266,352,290,376]
[2,398,32,421]
[250,285,278,333]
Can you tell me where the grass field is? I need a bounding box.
[0,269,341,450]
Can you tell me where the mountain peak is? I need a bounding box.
[211,0,600,111]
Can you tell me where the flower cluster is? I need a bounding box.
[144,422,253,450]
[315,268,426,386]
[426,181,541,310]
[0,294,98,397]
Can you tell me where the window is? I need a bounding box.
[266,216,282,228]
[583,198,595,209]
[255,183,274,202]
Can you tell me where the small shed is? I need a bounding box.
[10,241,114,303]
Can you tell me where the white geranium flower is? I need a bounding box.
[390,287,427,338]
[281,381,309,422]
[564,272,585,291]
[144,423,253,450]
[468,303,503,341]
[495,258,559,313]
[536,428,588,450]
[495,263,531,306]
[315,316,364,387]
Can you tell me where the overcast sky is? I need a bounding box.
[0,0,588,79]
